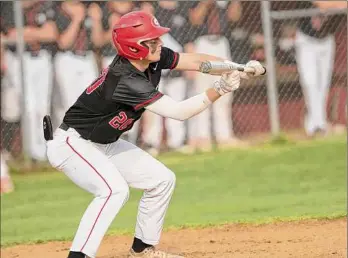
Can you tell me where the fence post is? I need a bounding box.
[13,2,29,161]
[261,1,280,136]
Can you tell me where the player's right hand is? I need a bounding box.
[214,70,241,96]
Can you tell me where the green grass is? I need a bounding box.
[1,135,346,247]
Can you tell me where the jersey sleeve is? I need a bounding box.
[111,74,164,111]
[158,47,180,70]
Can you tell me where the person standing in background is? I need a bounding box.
[1,1,56,162]
[0,21,14,194]
[189,1,242,151]
[53,1,101,126]
[100,1,134,69]
[141,1,193,155]
[295,1,347,137]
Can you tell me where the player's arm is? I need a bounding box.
[174,52,265,78]
[174,52,224,71]
[57,3,85,50]
[88,3,104,48]
[24,22,57,43]
[145,71,240,121]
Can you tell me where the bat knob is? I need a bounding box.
[261,66,267,75]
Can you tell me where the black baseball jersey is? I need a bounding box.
[63,47,180,144]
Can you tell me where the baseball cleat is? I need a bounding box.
[128,247,184,258]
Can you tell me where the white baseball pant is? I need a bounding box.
[143,76,187,149]
[54,51,98,123]
[6,49,53,161]
[295,30,335,135]
[191,35,234,142]
[46,127,176,258]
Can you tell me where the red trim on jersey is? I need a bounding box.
[65,137,112,253]
[170,52,179,69]
[134,92,163,110]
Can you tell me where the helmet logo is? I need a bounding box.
[152,17,160,27]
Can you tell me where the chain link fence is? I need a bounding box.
[0,1,346,164]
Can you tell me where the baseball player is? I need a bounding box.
[1,1,56,161]
[45,11,265,258]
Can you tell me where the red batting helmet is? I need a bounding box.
[112,11,170,60]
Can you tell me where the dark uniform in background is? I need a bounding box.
[1,1,56,161]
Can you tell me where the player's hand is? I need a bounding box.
[214,70,240,96]
[240,60,266,79]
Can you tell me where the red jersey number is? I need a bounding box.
[109,112,134,131]
[86,67,109,95]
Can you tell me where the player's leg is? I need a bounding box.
[27,50,53,161]
[106,140,177,252]
[212,92,235,145]
[54,52,80,119]
[192,72,214,150]
[142,78,166,153]
[0,151,14,194]
[47,128,129,258]
[165,77,186,150]
[78,52,98,93]
[318,35,336,132]
[295,31,320,136]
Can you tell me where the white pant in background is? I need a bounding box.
[54,51,98,123]
[143,76,187,149]
[295,30,335,135]
[6,50,53,161]
[47,128,176,258]
[190,73,233,142]
[191,35,234,143]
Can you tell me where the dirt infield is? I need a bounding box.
[2,218,346,258]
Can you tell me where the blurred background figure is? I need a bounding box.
[0,154,14,194]
[100,1,134,69]
[295,1,346,137]
[188,1,242,151]
[53,1,100,127]
[1,24,14,194]
[141,1,192,155]
[1,1,56,162]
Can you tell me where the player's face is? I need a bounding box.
[143,38,163,62]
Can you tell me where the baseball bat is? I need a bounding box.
[199,60,266,75]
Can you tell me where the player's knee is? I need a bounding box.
[100,182,129,202]
[160,169,176,189]
[112,183,130,202]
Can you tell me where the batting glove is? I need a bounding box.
[240,60,266,80]
[214,70,241,96]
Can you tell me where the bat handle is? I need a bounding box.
[239,66,267,75]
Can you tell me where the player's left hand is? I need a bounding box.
[214,70,241,96]
[240,60,266,79]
